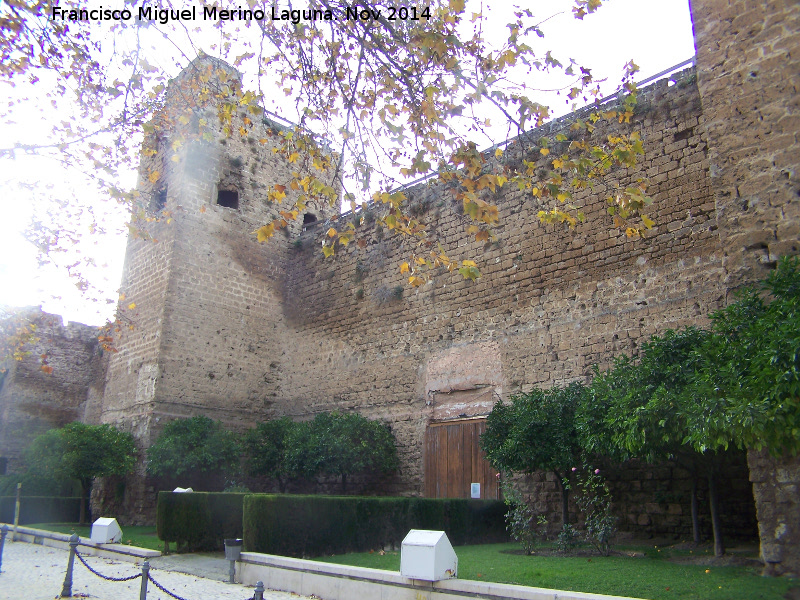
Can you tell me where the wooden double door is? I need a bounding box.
[424,418,500,499]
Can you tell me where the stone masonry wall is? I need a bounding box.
[690,0,800,574]
[146,60,337,433]
[100,59,759,538]
[97,57,339,521]
[274,70,756,535]
[0,309,101,472]
[516,450,757,542]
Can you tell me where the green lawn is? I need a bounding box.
[24,526,797,600]
[312,542,797,600]
[27,523,163,552]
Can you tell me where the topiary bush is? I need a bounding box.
[0,496,81,524]
[243,495,507,557]
[0,472,78,497]
[156,491,245,552]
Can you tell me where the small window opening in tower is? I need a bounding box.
[150,186,167,213]
[303,212,317,224]
[217,189,239,209]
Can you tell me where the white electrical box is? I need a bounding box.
[400,530,457,581]
[90,517,122,544]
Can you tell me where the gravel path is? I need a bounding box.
[0,540,314,600]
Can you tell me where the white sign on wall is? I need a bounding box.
[470,483,481,499]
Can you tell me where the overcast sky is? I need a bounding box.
[0,0,696,326]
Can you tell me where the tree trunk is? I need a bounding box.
[341,473,347,494]
[691,477,701,545]
[554,470,569,525]
[708,470,725,556]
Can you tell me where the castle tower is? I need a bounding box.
[97,56,335,519]
[689,0,800,576]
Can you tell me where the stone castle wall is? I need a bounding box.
[95,58,339,519]
[102,58,339,436]
[3,0,795,572]
[273,69,758,537]
[516,451,757,543]
[96,57,762,537]
[690,0,800,575]
[0,310,101,472]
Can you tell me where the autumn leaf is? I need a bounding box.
[458,264,481,281]
[449,0,466,13]
[255,223,275,242]
[128,303,136,310]
[1,0,659,301]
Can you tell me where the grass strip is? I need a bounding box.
[27,523,162,552]
[312,542,796,600]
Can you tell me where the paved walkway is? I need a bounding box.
[149,552,232,581]
[0,540,315,600]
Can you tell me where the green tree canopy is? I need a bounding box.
[581,327,716,461]
[482,382,587,525]
[25,422,136,523]
[285,411,398,493]
[243,417,299,493]
[693,256,800,454]
[584,327,734,554]
[691,256,800,454]
[145,415,241,488]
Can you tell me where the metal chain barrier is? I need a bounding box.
[146,570,193,600]
[59,533,264,600]
[147,571,265,600]
[75,550,143,582]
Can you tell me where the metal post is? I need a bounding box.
[60,533,79,597]
[254,580,265,600]
[139,560,149,600]
[12,483,21,540]
[0,524,8,573]
[224,538,242,583]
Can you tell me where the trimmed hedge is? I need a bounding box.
[0,496,81,524]
[156,491,244,551]
[243,495,508,557]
